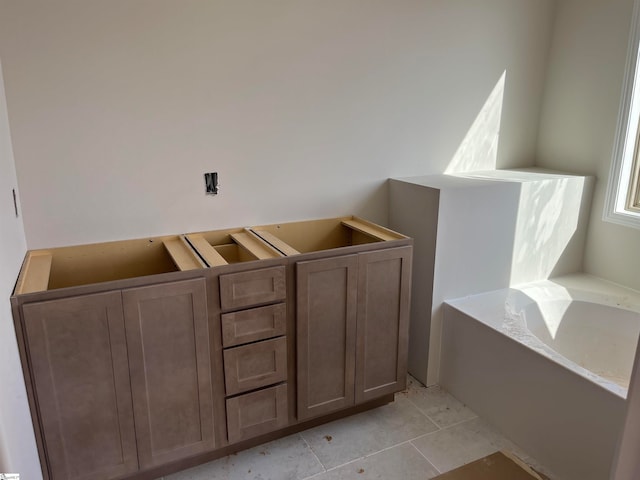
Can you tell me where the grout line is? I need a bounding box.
[301,382,486,479]
[311,436,441,474]
[300,472,325,480]
[298,396,442,474]
[406,415,482,448]
[302,438,446,478]
[316,414,455,473]
[402,383,480,431]
[359,439,413,459]
[403,395,443,431]
[318,440,415,474]
[299,433,327,475]
[428,409,479,431]
[408,441,443,474]
[300,389,482,475]
[320,442,411,473]
[320,455,369,473]
[429,415,480,436]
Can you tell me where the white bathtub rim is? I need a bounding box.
[444,274,640,399]
[517,274,640,313]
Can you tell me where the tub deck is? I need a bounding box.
[440,273,640,480]
[445,273,640,398]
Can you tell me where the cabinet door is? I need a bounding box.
[23,292,138,480]
[355,247,412,403]
[296,255,358,420]
[123,278,216,468]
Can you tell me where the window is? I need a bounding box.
[605,0,640,228]
[629,141,640,212]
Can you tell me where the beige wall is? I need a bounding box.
[537,0,640,291]
[0,60,40,478]
[0,0,556,248]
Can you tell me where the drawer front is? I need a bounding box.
[222,303,287,347]
[219,266,286,311]
[223,337,287,395]
[226,384,288,444]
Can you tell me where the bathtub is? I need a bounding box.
[440,274,640,480]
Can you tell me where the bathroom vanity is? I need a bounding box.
[10,217,412,480]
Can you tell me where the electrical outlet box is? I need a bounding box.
[204,172,219,195]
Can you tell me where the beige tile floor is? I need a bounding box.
[163,377,555,480]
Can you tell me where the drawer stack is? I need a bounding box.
[218,266,289,443]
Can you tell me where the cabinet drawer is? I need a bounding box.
[222,303,287,347]
[223,337,287,395]
[219,266,286,310]
[226,384,288,444]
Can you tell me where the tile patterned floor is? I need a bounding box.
[163,377,554,480]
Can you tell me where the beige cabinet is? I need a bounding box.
[20,277,220,480]
[295,247,412,420]
[355,247,412,403]
[216,265,290,442]
[122,279,217,468]
[226,384,288,444]
[22,292,138,480]
[11,216,412,480]
[296,254,358,420]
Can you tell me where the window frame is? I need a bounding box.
[604,0,640,228]
[627,135,640,211]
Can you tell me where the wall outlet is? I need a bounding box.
[204,172,219,195]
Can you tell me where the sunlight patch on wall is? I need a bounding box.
[445,71,506,174]
[510,177,586,286]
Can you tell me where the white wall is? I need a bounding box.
[536,0,640,291]
[0,0,556,248]
[0,60,41,478]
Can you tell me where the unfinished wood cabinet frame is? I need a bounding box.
[185,229,282,268]
[185,234,228,267]
[16,235,205,294]
[249,216,408,257]
[163,236,207,271]
[15,217,408,296]
[14,251,53,294]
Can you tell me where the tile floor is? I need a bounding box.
[163,377,554,480]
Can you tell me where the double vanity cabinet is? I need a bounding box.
[10,217,412,480]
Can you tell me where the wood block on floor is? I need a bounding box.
[433,451,548,480]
